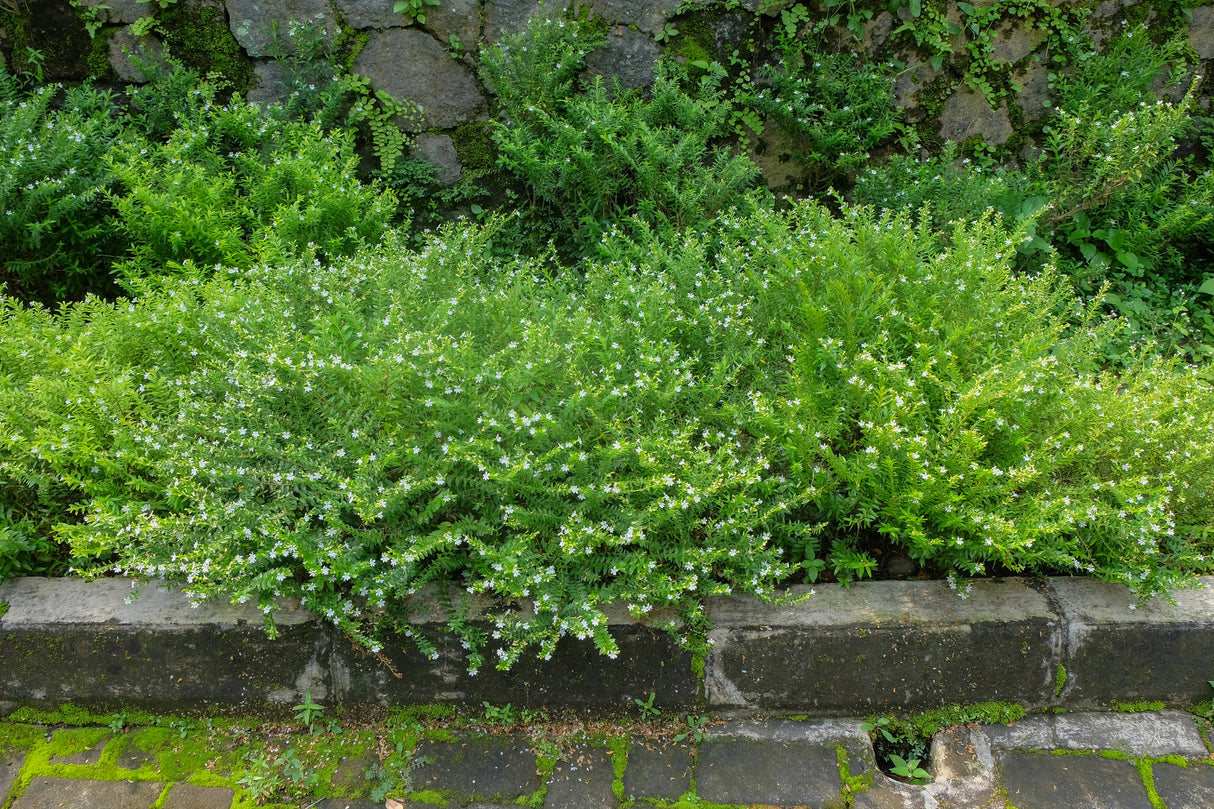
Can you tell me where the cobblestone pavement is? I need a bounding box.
[1,711,1211,808]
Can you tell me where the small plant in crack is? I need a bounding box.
[634,692,660,720]
[673,715,710,743]
[863,716,932,785]
[888,753,932,784]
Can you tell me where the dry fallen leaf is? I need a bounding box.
[386,799,405,809]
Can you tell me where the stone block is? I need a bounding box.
[1051,578,1214,708]
[705,580,1056,712]
[0,578,323,712]
[333,598,695,710]
[0,750,24,807]
[162,784,235,809]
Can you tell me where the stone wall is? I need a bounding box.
[1,0,1213,189]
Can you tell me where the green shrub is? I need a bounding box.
[728,205,1214,592]
[0,224,799,669]
[481,16,762,256]
[0,79,127,302]
[3,205,1211,666]
[1028,29,1214,360]
[854,27,1214,362]
[749,41,904,190]
[106,71,401,285]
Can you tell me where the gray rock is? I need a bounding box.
[107,27,166,83]
[938,86,1012,145]
[891,51,941,124]
[483,0,570,43]
[354,28,485,130]
[411,133,464,187]
[423,0,481,52]
[924,724,998,809]
[333,0,405,29]
[225,0,336,58]
[750,118,805,191]
[863,11,894,58]
[578,0,682,36]
[1092,0,1135,19]
[991,21,1044,64]
[1191,6,1214,60]
[247,60,288,105]
[77,0,145,24]
[852,773,933,809]
[1013,61,1053,122]
[584,28,659,91]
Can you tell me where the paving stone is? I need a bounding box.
[312,801,384,809]
[697,724,866,808]
[11,777,164,809]
[49,733,110,766]
[415,733,540,802]
[327,752,378,794]
[0,750,25,806]
[162,784,234,809]
[987,714,1208,758]
[543,744,615,808]
[622,739,691,802]
[999,753,1152,809]
[986,716,1057,750]
[1152,762,1214,809]
[924,724,998,809]
[1053,712,1208,758]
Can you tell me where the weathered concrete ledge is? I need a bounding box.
[0,576,1210,715]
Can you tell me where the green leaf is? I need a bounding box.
[909,0,920,17]
[1198,278,1214,296]
[957,2,976,15]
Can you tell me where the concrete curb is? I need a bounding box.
[1,576,1211,714]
